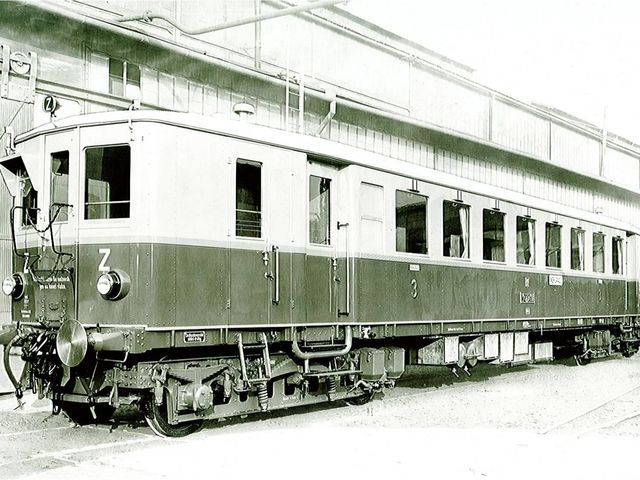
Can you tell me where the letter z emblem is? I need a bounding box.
[98,248,111,272]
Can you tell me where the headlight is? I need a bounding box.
[2,273,24,299]
[96,273,115,295]
[96,269,130,300]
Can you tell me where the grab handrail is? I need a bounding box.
[291,326,352,360]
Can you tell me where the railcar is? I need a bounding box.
[0,110,638,436]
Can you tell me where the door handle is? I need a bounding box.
[264,246,280,305]
[272,245,279,305]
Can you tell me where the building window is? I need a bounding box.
[396,191,427,254]
[545,222,562,268]
[443,201,469,258]
[19,172,37,227]
[482,209,505,262]
[309,175,331,245]
[236,160,261,238]
[593,232,605,273]
[570,228,585,270]
[84,145,130,220]
[516,216,535,265]
[51,151,69,222]
[109,58,140,98]
[612,237,623,274]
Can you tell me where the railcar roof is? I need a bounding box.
[15,110,639,234]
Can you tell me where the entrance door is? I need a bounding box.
[43,130,78,258]
[228,141,299,327]
[305,160,341,324]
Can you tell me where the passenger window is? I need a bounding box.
[482,209,505,262]
[443,201,469,258]
[516,216,535,265]
[545,222,562,268]
[51,151,69,222]
[19,172,37,226]
[593,232,605,273]
[236,160,261,238]
[309,176,331,245]
[570,228,585,270]
[84,145,130,220]
[612,237,623,275]
[396,190,427,255]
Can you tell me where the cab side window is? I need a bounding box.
[19,171,37,226]
[84,145,130,220]
[51,151,69,222]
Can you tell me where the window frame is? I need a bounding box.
[18,170,38,228]
[235,159,263,240]
[50,150,70,224]
[612,236,624,275]
[592,232,606,274]
[516,215,536,266]
[308,175,332,246]
[442,200,470,260]
[570,227,585,271]
[482,208,506,263]
[108,57,141,98]
[395,189,429,256]
[545,222,563,269]
[82,143,132,222]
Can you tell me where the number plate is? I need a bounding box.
[184,331,206,343]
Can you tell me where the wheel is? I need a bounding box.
[143,395,203,438]
[344,391,374,406]
[59,402,115,425]
[622,348,636,358]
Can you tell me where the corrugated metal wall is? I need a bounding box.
[550,124,600,177]
[411,66,489,139]
[604,147,640,190]
[493,100,549,159]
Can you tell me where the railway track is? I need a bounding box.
[541,382,640,437]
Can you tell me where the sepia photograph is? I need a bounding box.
[0,0,639,478]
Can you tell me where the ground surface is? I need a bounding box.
[3,355,640,479]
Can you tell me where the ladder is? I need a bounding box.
[237,332,272,384]
[285,71,305,134]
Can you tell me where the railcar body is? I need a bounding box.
[1,110,638,436]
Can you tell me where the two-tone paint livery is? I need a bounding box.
[0,110,638,436]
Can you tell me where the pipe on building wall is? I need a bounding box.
[117,0,348,35]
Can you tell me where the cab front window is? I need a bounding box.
[84,145,130,220]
